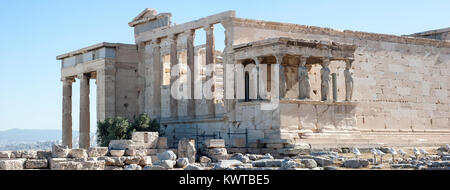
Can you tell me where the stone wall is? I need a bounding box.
[229,18,450,132]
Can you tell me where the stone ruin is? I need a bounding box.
[56,8,449,156]
[1,132,450,170]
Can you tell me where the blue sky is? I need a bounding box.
[0,0,449,132]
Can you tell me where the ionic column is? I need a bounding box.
[62,78,74,148]
[253,57,264,100]
[320,58,331,101]
[275,54,286,99]
[186,29,196,118]
[169,34,178,119]
[79,74,90,149]
[151,39,162,119]
[298,56,311,99]
[204,25,215,117]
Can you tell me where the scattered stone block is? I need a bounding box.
[0,151,11,159]
[391,164,414,169]
[80,160,105,170]
[25,159,48,169]
[143,165,166,170]
[109,150,125,157]
[158,160,176,169]
[176,158,189,168]
[177,138,196,163]
[105,166,123,170]
[11,151,23,158]
[213,160,243,170]
[50,161,83,170]
[0,159,25,170]
[139,156,152,166]
[131,132,159,149]
[313,156,335,167]
[205,139,225,148]
[207,148,228,162]
[343,159,366,168]
[22,150,38,159]
[37,150,52,160]
[281,159,302,169]
[87,147,108,157]
[69,149,88,158]
[261,153,274,160]
[52,144,70,158]
[199,156,211,167]
[184,164,204,170]
[253,159,284,167]
[324,166,338,170]
[124,156,141,165]
[230,153,250,163]
[156,137,168,149]
[109,140,133,150]
[103,157,126,166]
[157,150,177,161]
[300,159,318,169]
[125,148,137,156]
[124,164,142,170]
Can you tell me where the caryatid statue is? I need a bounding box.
[320,58,331,101]
[298,57,311,99]
[344,59,354,101]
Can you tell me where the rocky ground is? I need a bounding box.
[1,145,449,170]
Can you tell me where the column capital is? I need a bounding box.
[321,57,331,67]
[203,24,214,33]
[184,29,195,36]
[151,38,161,45]
[300,56,307,66]
[61,77,75,83]
[252,56,264,64]
[77,73,90,79]
[345,59,354,69]
[275,54,285,64]
[168,34,178,41]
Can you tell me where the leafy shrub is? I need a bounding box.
[96,113,160,147]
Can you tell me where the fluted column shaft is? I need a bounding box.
[62,78,73,148]
[186,30,196,118]
[204,25,215,117]
[79,74,90,149]
[169,34,178,118]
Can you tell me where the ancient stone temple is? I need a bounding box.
[57,8,450,151]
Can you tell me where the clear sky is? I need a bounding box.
[0,0,449,132]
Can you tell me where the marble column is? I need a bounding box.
[169,34,178,119]
[79,74,90,149]
[152,39,162,119]
[62,78,73,148]
[186,29,196,118]
[204,25,215,117]
[253,57,264,100]
[275,54,286,99]
[345,59,354,101]
[320,58,331,101]
[298,56,311,99]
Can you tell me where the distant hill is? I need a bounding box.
[0,129,97,151]
[0,128,98,144]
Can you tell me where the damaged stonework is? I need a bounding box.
[57,8,450,151]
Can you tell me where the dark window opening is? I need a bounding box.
[245,71,250,102]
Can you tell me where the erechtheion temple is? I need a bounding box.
[57,9,450,152]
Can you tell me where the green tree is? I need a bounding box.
[96,113,161,147]
[96,117,130,147]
